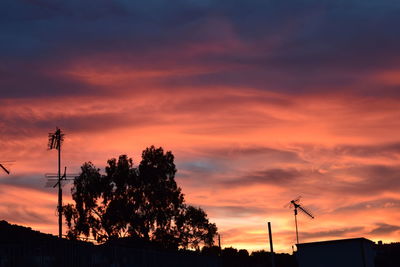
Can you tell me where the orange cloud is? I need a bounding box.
[1,69,400,253]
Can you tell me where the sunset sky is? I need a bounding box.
[1,0,400,253]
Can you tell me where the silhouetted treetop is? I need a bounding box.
[64,146,217,250]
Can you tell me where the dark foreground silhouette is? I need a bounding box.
[1,220,398,267]
[0,220,297,267]
[375,241,400,267]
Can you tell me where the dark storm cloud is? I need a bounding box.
[2,0,400,98]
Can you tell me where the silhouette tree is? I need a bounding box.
[176,205,217,250]
[64,146,217,249]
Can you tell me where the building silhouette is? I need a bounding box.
[4,220,397,267]
[296,238,375,267]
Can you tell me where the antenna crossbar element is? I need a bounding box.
[0,163,10,175]
[48,128,64,150]
[298,206,314,219]
[46,167,78,187]
[45,179,72,188]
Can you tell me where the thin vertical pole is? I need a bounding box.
[268,222,276,267]
[58,132,62,238]
[294,208,299,244]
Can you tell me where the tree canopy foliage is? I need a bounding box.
[63,146,217,249]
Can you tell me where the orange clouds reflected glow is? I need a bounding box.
[1,79,400,252]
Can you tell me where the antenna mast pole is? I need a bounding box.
[294,207,299,244]
[48,127,64,239]
[57,130,62,239]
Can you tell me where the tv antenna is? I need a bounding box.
[286,196,314,244]
[45,166,77,188]
[47,127,69,238]
[0,161,14,175]
[45,166,78,226]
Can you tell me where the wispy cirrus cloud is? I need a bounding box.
[370,223,400,235]
[333,198,400,214]
[300,226,366,240]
